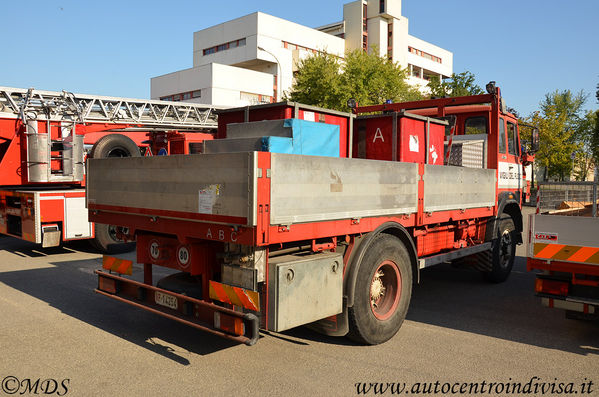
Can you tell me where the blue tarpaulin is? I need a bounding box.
[259,119,339,157]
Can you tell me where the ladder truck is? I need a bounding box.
[0,86,220,252]
[88,83,539,345]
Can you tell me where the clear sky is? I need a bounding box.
[1,0,597,117]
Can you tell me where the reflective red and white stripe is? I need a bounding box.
[209,281,260,311]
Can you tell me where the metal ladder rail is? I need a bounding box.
[0,86,225,130]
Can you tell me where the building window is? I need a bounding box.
[203,38,246,56]
[380,0,385,13]
[387,22,393,60]
[160,90,201,102]
[240,92,273,105]
[411,65,421,78]
[282,41,327,55]
[408,46,442,64]
[362,2,368,51]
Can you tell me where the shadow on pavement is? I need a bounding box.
[2,231,597,356]
[407,256,599,356]
[0,250,240,364]
[0,235,104,257]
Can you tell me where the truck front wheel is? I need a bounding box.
[484,216,516,283]
[348,234,412,345]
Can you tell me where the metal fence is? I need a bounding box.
[537,182,598,217]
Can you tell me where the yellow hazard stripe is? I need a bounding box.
[533,243,599,265]
[209,281,260,311]
[102,255,133,275]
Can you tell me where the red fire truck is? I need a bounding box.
[88,83,539,345]
[0,86,218,252]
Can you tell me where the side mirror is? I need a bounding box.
[531,128,540,153]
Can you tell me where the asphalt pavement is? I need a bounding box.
[0,206,597,396]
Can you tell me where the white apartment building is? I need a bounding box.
[151,0,453,107]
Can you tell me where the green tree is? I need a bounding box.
[287,49,422,111]
[285,52,343,110]
[427,71,484,98]
[339,49,422,107]
[528,90,588,181]
[572,111,597,180]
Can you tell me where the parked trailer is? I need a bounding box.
[0,86,220,252]
[527,181,599,319]
[89,84,539,345]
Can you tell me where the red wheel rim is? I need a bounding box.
[370,260,401,320]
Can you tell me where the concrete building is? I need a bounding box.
[151,0,453,107]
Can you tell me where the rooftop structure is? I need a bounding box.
[151,0,453,107]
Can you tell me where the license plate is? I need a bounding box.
[155,291,178,310]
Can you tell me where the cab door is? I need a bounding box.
[497,117,522,198]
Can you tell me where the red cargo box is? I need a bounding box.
[354,111,446,165]
[216,102,354,158]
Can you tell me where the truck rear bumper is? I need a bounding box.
[95,270,259,346]
[537,294,598,314]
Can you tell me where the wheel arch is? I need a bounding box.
[496,192,523,244]
[344,222,418,308]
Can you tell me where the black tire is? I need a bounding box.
[88,134,139,254]
[348,234,412,345]
[89,134,141,158]
[90,223,135,254]
[483,216,516,283]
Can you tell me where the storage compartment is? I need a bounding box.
[267,252,343,332]
[64,197,92,239]
[354,111,446,165]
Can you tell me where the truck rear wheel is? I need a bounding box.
[90,223,135,254]
[484,216,516,283]
[348,234,412,345]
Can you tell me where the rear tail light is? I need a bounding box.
[535,278,568,296]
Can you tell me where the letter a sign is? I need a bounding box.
[373,128,384,143]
